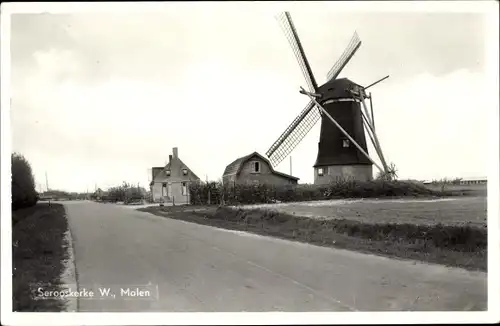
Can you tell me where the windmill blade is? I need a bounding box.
[277,12,318,92]
[326,32,361,82]
[359,96,388,173]
[369,92,375,131]
[364,75,390,90]
[266,100,320,167]
[361,109,384,168]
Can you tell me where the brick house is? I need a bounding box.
[223,152,299,186]
[150,147,200,204]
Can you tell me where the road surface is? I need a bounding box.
[63,201,487,312]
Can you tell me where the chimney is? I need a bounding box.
[172,147,178,159]
[169,155,172,163]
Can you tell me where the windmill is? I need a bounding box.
[266,12,393,184]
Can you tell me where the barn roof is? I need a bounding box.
[223,152,299,181]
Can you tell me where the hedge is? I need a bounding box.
[189,179,445,206]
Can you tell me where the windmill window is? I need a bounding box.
[318,168,324,176]
[252,161,260,173]
[182,168,188,175]
[182,182,187,195]
[166,170,171,176]
[342,139,350,148]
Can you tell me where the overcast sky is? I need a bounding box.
[8,2,495,192]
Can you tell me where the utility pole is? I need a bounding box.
[290,156,292,175]
[45,172,49,192]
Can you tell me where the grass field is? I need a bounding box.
[238,196,487,227]
[12,203,69,312]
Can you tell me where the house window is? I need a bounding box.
[318,168,324,176]
[182,168,188,176]
[252,161,260,173]
[166,170,171,176]
[342,139,350,148]
[182,182,187,195]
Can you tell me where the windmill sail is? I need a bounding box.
[266,100,321,167]
[277,12,318,92]
[326,32,361,82]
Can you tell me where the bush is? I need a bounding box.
[189,179,444,206]
[106,181,145,203]
[11,153,39,211]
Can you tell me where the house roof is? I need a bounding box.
[150,167,164,186]
[223,152,299,181]
[95,189,109,195]
[151,156,200,184]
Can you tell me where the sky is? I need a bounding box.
[7,2,497,192]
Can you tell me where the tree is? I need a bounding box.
[11,153,39,210]
[438,178,452,192]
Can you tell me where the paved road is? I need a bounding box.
[64,201,487,312]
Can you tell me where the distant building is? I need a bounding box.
[39,194,54,201]
[94,188,108,200]
[457,177,487,185]
[422,177,487,185]
[149,147,200,204]
[222,152,299,186]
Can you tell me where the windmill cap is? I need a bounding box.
[320,78,364,100]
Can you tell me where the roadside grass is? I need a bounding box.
[139,202,487,272]
[12,203,69,312]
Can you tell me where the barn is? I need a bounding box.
[222,152,299,186]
